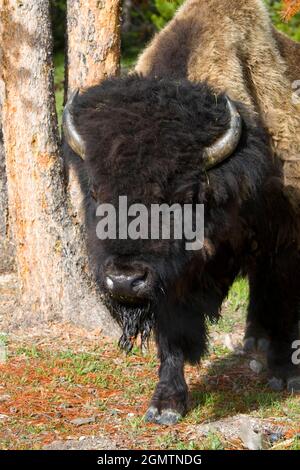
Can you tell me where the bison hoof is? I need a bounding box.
[243,336,270,353]
[145,407,182,425]
[268,375,300,393]
[144,406,159,423]
[156,409,182,425]
[243,337,256,352]
[268,377,285,392]
[287,376,300,394]
[257,338,270,353]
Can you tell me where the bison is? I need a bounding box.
[63,0,300,425]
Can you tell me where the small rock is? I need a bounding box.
[70,416,96,427]
[249,360,263,374]
[59,403,73,410]
[239,421,263,450]
[191,414,287,449]
[224,334,235,352]
[9,407,18,414]
[0,414,9,421]
[0,394,11,403]
[201,360,212,368]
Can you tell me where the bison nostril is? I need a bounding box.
[104,269,149,300]
[132,272,148,290]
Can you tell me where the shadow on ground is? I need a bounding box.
[188,350,288,421]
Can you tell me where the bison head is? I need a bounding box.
[63,76,269,352]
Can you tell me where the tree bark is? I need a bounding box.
[0,98,13,273]
[0,128,6,246]
[64,0,122,297]
[66,0,121,93]
[0,0,120,335]
[0,78,15,274]
[65,0,121,239]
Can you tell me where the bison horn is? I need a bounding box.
[204,97,242,170]
[63,89,86,159]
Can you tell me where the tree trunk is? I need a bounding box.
[66,0,121,92]
[0,124,6,246]
[0,0,120,335]
[65,0,121,236]
[0,126,14,275]
[0,79,15,274]
[64,0,122,288]
[0,100,13,273]
[0,119,6,243]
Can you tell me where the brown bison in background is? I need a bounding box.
[136,0,300,189]
[63,0,300,425]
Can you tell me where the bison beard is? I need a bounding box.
[104,296,155,352]
[63,75,300,425]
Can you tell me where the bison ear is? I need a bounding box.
[203,96,242,170]
[63,90,86,160]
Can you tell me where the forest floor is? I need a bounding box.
[0,272,299,451]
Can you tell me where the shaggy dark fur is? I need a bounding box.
[65,76,300,424]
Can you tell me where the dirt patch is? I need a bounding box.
[189,414,289,450]
[44,436,117,450]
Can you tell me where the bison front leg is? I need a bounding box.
[145,340,188,425]
[145,306,208,425]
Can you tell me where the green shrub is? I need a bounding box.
[150,0,184,30]
[148,1,299,39]
[51,0,66,51]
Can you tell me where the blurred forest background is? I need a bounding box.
[52,0,300,118]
